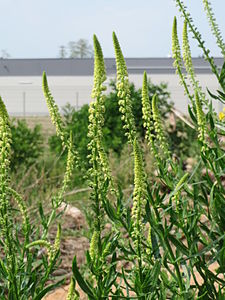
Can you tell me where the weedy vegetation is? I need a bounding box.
[0,0,225,299]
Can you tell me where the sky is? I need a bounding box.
[0,0,225,58]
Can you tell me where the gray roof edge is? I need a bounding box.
[0,57,223,76]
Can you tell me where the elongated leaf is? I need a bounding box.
[33,279,64,300]
[72,257,95,298]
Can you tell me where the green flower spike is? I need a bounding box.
[182,20,207,106]
[203,0,225,58]
[142,71,158,161]
[0,97,13,257]
[0,97,11,207]
[112,32,136,144]
[174,0,220,82]
[88,34,114,190]
[66,277,79,300]
[54,131,75,207]
[53,224,61,254]
[172,173,189,209]
[26,240,53,261]
[131,139,148,251]
[152,94,171,159]
[7,187,30,236]
[195,91,208,152]
[42,72,65,144]
[172,17,192,102]
[89,230,100,260]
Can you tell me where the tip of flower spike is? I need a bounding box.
[143,70,147,77]
[143,71,147,82]
[172,17,179,42]
[42,71,48,88]
[112,31,120,48]
[152,93,158,109]
[173,16,177,25]
[93,34,101,51]
[0,96,9,120]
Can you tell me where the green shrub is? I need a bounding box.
[10,119,43,170]
[49,79,172,163]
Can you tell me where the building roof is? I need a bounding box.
[0,57,223,76]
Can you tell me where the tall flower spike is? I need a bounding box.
[182,20,208,106]
[88,35,114,188]
[174,0,220,84]
[7,187,30,237]
[203,0,225,58]
[195,91,208,152]
[0,96,11,175]
[53,131,75,207]
[42,72,65,144]
[152,94,171,159]
[131,139,148,251]
[172,17,193,103]
[0,97,12,226]
[112,32,136,144]
[142,71,158,161]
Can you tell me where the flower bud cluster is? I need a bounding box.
[88,35,113,186]
[172,17,192,102]
[172,173,189,209]
[89,230,99,260]
[66,278,78,300]
[42,72,65,143]
[131,139,149,250]
[0,97,12,226]
[7,187,29,233]
[203,0,225,58]
[182,20,207,106]
[152,94,171,159]
[113,32,136,144]
[142,72,158,161]
[195,92,208,152]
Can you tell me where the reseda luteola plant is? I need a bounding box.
[0,0,225,298]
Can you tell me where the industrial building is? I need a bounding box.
[0,57,223,115]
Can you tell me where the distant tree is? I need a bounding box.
[1,49,10,59]
[68,39,93,58]
[58,45,67,58]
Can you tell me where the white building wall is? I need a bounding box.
[0,73,222,115]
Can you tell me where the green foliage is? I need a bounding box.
[49,79,172,165]
[10,119,43,170]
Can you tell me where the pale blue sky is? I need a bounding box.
[0,0,225,58]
